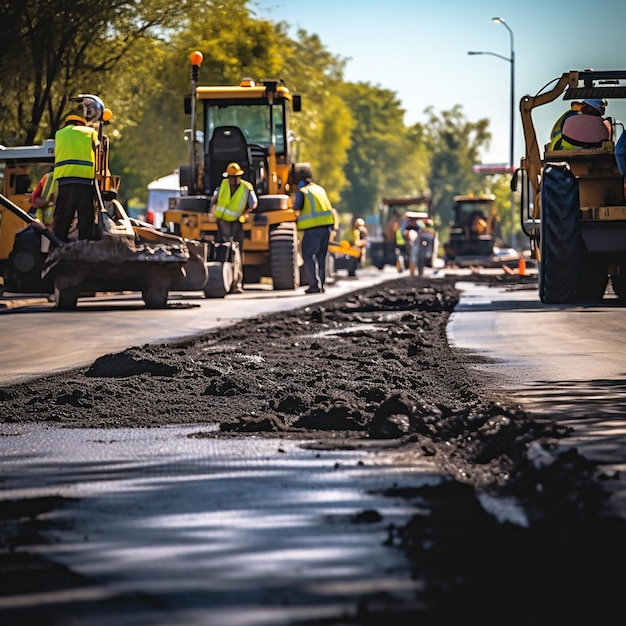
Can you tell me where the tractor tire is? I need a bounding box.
[204,262,233,298]
[539,164,581,304]
[256,194,289,213]
[610,269,626,299]
[54,284,80,311]
[142,286,169,309]
[269,223,298,290]
[578,249,608,301]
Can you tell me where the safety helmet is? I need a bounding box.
[583,98,607,115]
[73,94,105,122]
[64,114,87,126]
[355,218,365,227]
[223,162,244,177]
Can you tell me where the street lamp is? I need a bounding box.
[468,16,516,248]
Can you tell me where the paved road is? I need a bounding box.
[448,280,626,519]
[3,271,626,624]
[0,267,399,384]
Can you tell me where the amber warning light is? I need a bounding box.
[189,51,203,67]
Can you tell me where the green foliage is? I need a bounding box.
[337,82,430,217]
[0,0,185,145]
[420,105,492,227]
[0,0,496,229]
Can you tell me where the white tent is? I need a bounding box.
[147,170,180,227]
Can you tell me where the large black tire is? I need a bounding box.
[54,284,79,311]
[204,262,233,298]
[325,253,336,282]
[256,194,289,213]
[539,164,581,304]
[142,286,169,309]
[269,223,298,290]
[578,250,608,301]
[611,269,626,299]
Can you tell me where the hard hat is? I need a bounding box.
[355,218,365,227]
[79,94,105,122]
[223,162,244,177]
[583,98,607,114]
[65,114,87,125]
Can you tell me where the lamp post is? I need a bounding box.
[468,16,516,248]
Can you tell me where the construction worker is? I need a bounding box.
[52,114,99,242]
[393,216,406,272]
[552,99,611,150]
[210,162,258,292]
[352,217,368,264]
[294,176,335,293]
[399,214,422,276]
[549,100,583,150]
[29,172,55,227]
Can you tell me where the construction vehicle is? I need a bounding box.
[0,97,194,310]
[513,69,626,303]
[369,197,438,271]
[328,239,362,276]
[162,52,311,296]
[444,194,519,268]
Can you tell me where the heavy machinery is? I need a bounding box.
[369,197,438,270]
[444,194,519,268]
[162,52,311,295]
[0,97,194,310]
[514,69,626,303]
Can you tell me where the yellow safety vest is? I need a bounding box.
[296,183,335,230]
[53,124,97,182]
[214,179,253,222]
[395,227,405,246]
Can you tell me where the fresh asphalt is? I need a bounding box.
[2,268,626,625]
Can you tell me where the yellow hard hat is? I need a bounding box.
[223,162,244,177]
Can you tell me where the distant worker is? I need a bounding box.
[52,114,99,242]
[353,217,368,264]
[29,172,55,227]
[399,213,422,276]
[469,210,488,237]
[210,161,258,292]
[552,98,611,150]
[294,176,335,293]
[394,218,406,272]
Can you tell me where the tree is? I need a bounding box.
[419,105,491,227]
[337,82,429,217]
[275,28,352,204]
[0,0,185,144]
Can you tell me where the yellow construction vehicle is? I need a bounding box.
[0,97,193,309]
[513,69,626,302]
[163,52,311,295]
[444,194,518,268]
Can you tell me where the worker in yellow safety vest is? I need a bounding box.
[210,161,258,292]
[294,176,335,293]
[52,114,99,242]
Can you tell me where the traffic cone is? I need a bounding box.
[518,256,526,275]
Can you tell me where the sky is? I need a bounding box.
[254,0,626,167]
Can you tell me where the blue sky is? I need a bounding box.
[254,0,626,166]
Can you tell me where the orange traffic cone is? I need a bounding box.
[518,256,526,276]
